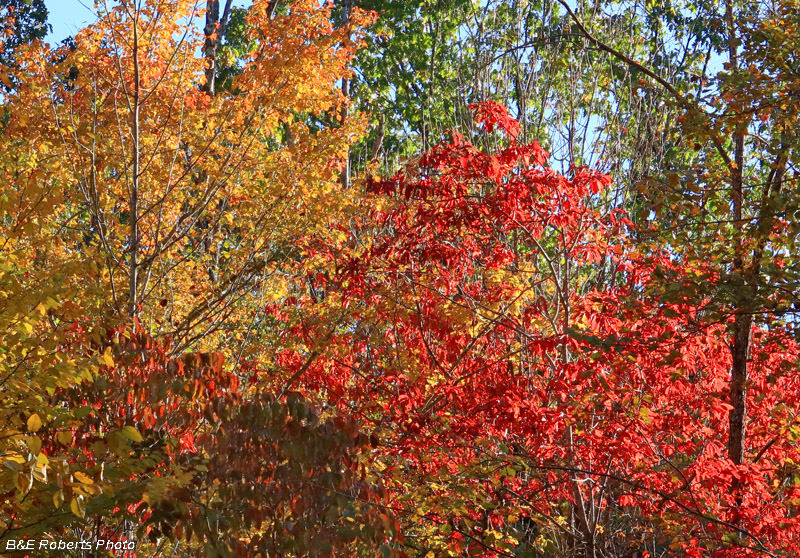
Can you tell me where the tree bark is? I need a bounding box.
[202,1,220,96]
[725,0,749,471]
[129,4,141,318]
[267,0,281,19]
[202,0,234,97]
[340,75,351,189]
[728,313,751,466]
[338,0,353,189]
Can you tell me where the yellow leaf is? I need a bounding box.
[74,471,94,485]
[27,435,42,455]
[16,473,31,494]
[101,347,114,367]
[70,497,85,518]
[27,414,42,432]
[121,426,143,442]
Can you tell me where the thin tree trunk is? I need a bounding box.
[129,4,141,318]
[725,0,748,471]
[202,0,234,97]
[202,1,220,96]
[729,313,751,466]
[369,113,385,162]
[267,0,281,19]
[340,75,351,188]
[339,0,353,189]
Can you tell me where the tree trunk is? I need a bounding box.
[725,0,749,473]
[267,0,281,19]
[339,0,353,189]
[728,312,751,466]
[129,5,141,318]
[340,76,350,188]
[202,1,220,96]
[202,0,234,97]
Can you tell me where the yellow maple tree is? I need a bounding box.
[0,0,375,544]
[3,0,370,349]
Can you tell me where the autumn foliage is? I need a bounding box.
[1,1,799,558]
[274,102,800,557]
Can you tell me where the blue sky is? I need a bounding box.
[45,0,97,44]
[44,0,251,44]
